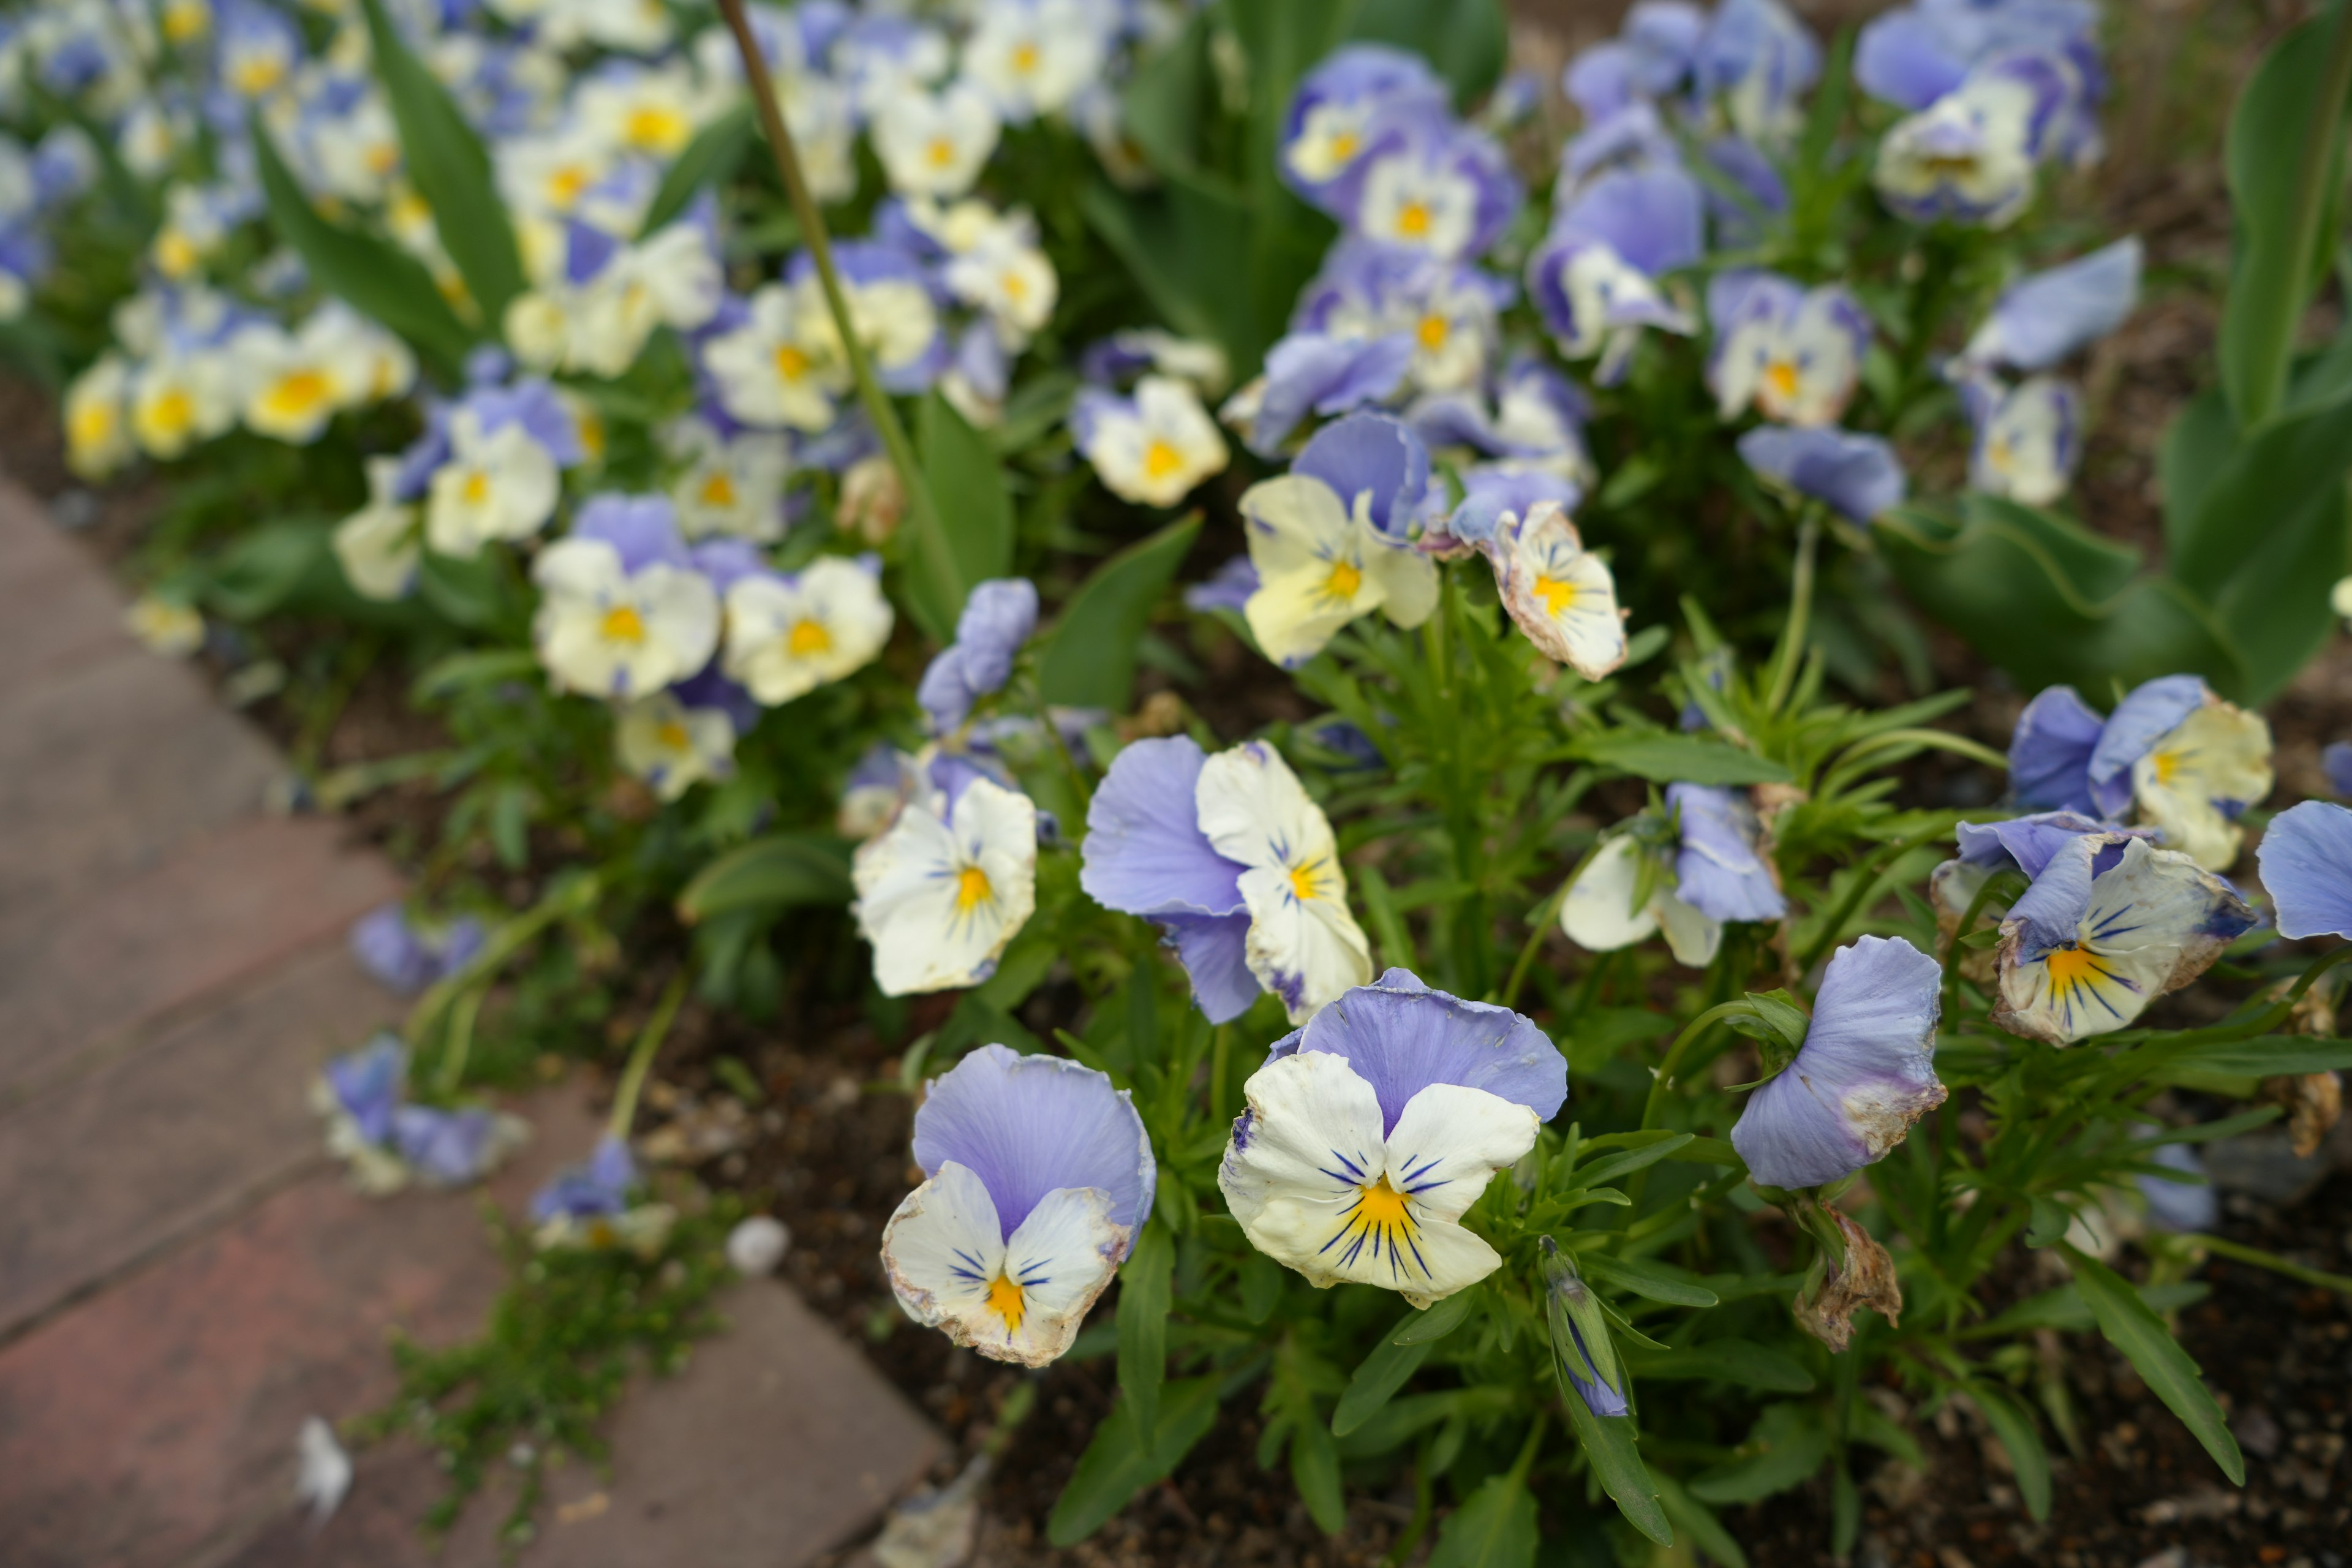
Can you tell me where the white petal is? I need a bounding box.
[1560,836,1659,952]
[2132,703,2272,872]
[881,1160,1008,1332]
[1365,538,1439,631]
[1656,891,1724,968]
[1196,741,1333,874]
[979,1186,1127,1366]
[1237,863,1374,1023]
[1218,1049,1388,1260]
[1381,1083,1540,1227]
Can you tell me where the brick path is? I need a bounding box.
[0,479,940,1567]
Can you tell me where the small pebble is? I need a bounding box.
[727,1215,791,1276]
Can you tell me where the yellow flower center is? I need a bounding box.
[1331,1174,1422,1273]
[546,164,591,208]
[70,403,115,452]
[1011,40,1041,74]
[601,605,647,643]
[1322,559,1363,603]
[955,864,994,912]
[786,618,832,656]
[1763,360,1800,402]
[1532,573,1577,619]
[230,54,285,96]
[775,344,811,382]
[364,141,399,177]
[155,229,199,278]
[2150,749,2182,786]
[1001,269,1029,302]
[263,368,334,421]
[162,0,209,43]
[927,137,959,169]
[656,719,690,750]
[1921,152,1980,179]
[1142,439,1183,480]
[1287,857,1324,902]
[1329,130,1360,162]
[625,105,688,153]
[146,388,195,437]
[984,1271,1026,1332]
[1395,200,1432,239]
[1417,313,1450,351]
[699,471,739,508]
[2042,944,2116,1003]
[461,470,491,505]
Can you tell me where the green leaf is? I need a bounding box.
[1332,1310,1439,1437]
[1651,1472,1749,1568]
[1290,1418,1348,1536]
[201,521,333,619]
[1559,1394,1673,1547]
[1240,1253,1284,1324]
[2218,2,2352,426]
[1037,517,1200,712]
[1961,1280,2209,1338]
[249,114,472,371]
[638,102,754,238]
[2025,1195,2073,1249]
[1572,1134,1695,1190]
[1568,732,1793,786]
[2148,1036,2352,1080]
[1047,1374,1221,1545]
[357,0,525,324]
[1687,1403,1831,1505]
[1425,1472,1538,1568]
[1348,0,1508,108]
[1117,1223,1173,1444]
[1622,1339,1817,1393]
[1964,1382,2052,1522]
[2056,1242,2245,1484]
[675,833,854,922]
[1392,1286,1481,1345]
[903,391,1013,641]
[1580,1254,1720,1309]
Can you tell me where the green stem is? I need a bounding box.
[1942,873,2011,1027]
[1499,856,1588,1011]
[1640,1001,1757,1133]
[1796,835,1915,977]
[1208,1023,1233,1127]
[714,0,956,607]
[609,973,691,1141]
[1764,512,1820,718]
[2184,1231,2352,1295]
[2244,0,2352,427]
[435,983,487,1098]
[404,872,600,1050]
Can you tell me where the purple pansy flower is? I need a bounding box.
[1736,426,1907,522]
[2258,800,2352,941]
[1671,782,1787,924]
[1245,331,1417,456]
[1959,237,2142,372]
[918,578,1041,736]
[349,905,488,998]
[530,1134,638,1223]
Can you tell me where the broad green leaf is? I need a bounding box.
[1568,732,1793,786]
[1332,1309,1438,1437]
[1623,1339,1816,1393]
[249,115,472,370]
[1037,516,1200,712]
[1651,1471,1749,1568]
[1348,0,1508,107]
[1047,1374,1221,1545]
[2057,1243,2245,1483]
[1558,1393,1673,1546]
[1580,1253,1720,1309]
[1686,1403,1830,1505]
[1964,1382,2052,1521]
[2218,2,2352,426]
[638,102,754,237]
[202,521,334,619]
[1425,1472,1538,1568]
[903,391,1012,640]
[2148,1036,2352,1081]
[1117,1222,1173,1443]
[1392,1285,1481,1344]
[676,832,854,922]
[2156,386,2237,541]
[357,0,526,323]
[1290,1419,1348,1536]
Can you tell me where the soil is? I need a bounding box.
[2,1,2348,1565]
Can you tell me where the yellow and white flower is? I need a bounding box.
[1238,468,1438,670]
[1194,741,1373,1023]
[333,457,421,602]
[530,533,720,699]
[64,353,135,478]
[128,348,239,459]
[664,416,791,542]
[1479,500,1627,680]
[701,282,841,432]
[851,772,1038,996]
[614,693,735,801]
[126,592,205,658]
[1072,374,1228,508]
[2129,701,2272,872]
[424,410,562,557]
[871,81,1001,200]
[721,555,894,706]
[962,0,1109,120]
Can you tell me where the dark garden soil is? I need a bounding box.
[4,1,2349,1563]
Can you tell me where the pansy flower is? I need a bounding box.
[1235,331,1417,456]
[872,81,1001,199]
[2009,676,2274,870]
[1238,412,1440,668]
[1697,0,1822,143]
[1280,44,1452,206]
[1736,425,1907,522]
[963,0,1113,121]
[64,352,134,478]
[349,904,486,998]
[701,283,840,432]
[1344,115,1522,263]
[1526,167,1702,382]
[615,693,736,802]
[1563,4,1705,119]
[721,553,894,707]
[881,1044,1155,1366]
[918,578,1039,736]
[852,763,1039,996]
[1072,374,1229,507]
[1218,970,1567,1307]
[1856,1,2103,164]
[1461,499,1627,679]
[1706,271,1871,428]
[1562,783,1785,967]
[1958,238,2143,373]
[664,415,792,543]
[1730,936,1945,1188]
[1293,240,1514,398]
[312,1035,526,1196]
[788,241,946,394]
[1928,809,2154,940]
[425,408,564,557]
[333,457,421,603]
[530,1134,675,1254]
[2257,800,2352,941]
[532,497,722,699]
[1873,51,2075,228]
[1961,373,2079,505]
[1992,834,2255,1045]
[1082,736,1372,1025]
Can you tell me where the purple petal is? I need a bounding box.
[325,1034,406,1147]
[2324,741,2352,799]
[1156,911,1262,1023]
[1292,411,1432,540]
[911,1044,1156,1238]
[1557,165,1705,276]
[1854,11,1969,109]
[390,1105,502,1185]
[1970,238,2142,371]
[1251,333,1415,456]
[2008,685,2104,813]
[952,578,1039,694]
[1079,736,1248,918]
[349,905,437,997]
[1954,810,2145,879]
[2086,675,2207,816]
[573,494,691,573]
[1183,556,1259,614]
[2258,800,2352,941]
[1268,967,1567,1136]
[1669,783,1785,923]
[1736,426,1906,522]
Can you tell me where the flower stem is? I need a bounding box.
[1764,511,1820,718]
[608,972,691,1141]
[714,0,957,613]
[1500,848,1593,1011]
[1640,1000,1758,1133]
[404,871,600,1055]
[434,982,487,1098]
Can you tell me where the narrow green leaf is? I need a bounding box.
[1572,1134,1696,1190]
[1580,1253,1720,1309]
[1332,1311,1438,1437]
[1623,1339,1817,1393]
[1392,1286,1480,1345]
[675,832,854,922]
[1652,1471,1749,1568]
[249,115,472,370]
[1965,1382,2052,1522]
[2024,1195,2073,1249]
[1425,1472,1538,1568]
[2057,1243,2245,1484]
[638,102,754,237]
[1290,1419,1348,1536]
[1960,1280,2208,1339]
[1046,1375,1220,1545]
[2147,1035,2352,1080]
[1037,516,1200,712]
[1569,731,1793,786]
[1559,1394,1673,1546]
[357,0,525,323]
[1117,1222,1174,1444]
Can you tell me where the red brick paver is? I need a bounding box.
[0,477,937,1567]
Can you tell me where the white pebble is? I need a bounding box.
[726,1214,791,1276]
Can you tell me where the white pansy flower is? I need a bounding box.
[665,417,791,542]
[872,81,1001,199]
[722,555,894,706]
[963,0,1109,120]
[701,282,840,432]
[1560,835,1721,968]
[530,535,720,699]
[333,458,421,602]
[425,411,562,557]
[2129,703,2272,872]
[1073,374,1229,508]
[1967,375,2079,507]
[614,693,735,801]
[1195,741,1373,1023]
[126,593,205,658]
[851,772,1039,996]
[574,60,710,160]
[129,349,239,459]
[64,353,135,478]
[1238,471,1439,671]
[1479,502,1627,680]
